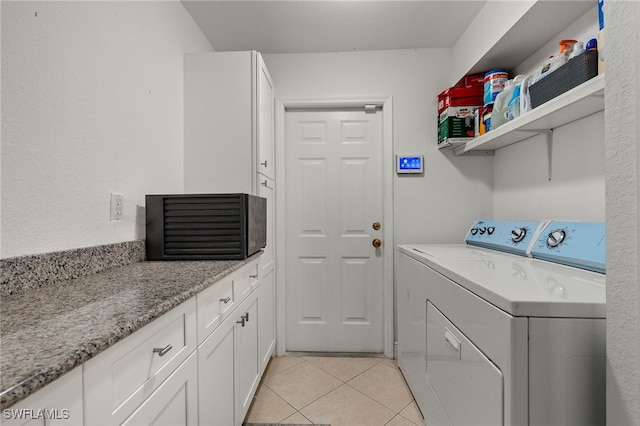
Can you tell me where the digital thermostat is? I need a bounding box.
[396,155,424,174]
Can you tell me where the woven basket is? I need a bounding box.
[529,50,598,108]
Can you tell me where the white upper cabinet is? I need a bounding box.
[257,54,275,181]
[184,51,275,195]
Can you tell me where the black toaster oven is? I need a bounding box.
[145,193,266,260]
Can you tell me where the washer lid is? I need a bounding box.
[401,244,511,259]
[398,244,605,318]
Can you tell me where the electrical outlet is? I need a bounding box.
[110,193,124,221]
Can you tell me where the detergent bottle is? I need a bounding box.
[506,75,528,121]
[491,79,515,129]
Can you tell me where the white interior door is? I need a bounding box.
[285,107,384,353]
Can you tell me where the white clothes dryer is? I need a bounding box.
[396,219,606,426]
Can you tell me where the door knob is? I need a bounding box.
[372,238,382,248]
[372,221,381,230]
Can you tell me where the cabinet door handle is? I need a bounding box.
[261,160,268,167]
[250,274,258,279]
[153,344,172,357]
[219,297,231,303]
[261,180,268,187]
[242,312,250,322]
[237,317,246,327]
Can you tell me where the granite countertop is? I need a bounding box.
[0,256,257,409]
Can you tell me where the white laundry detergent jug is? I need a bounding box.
[491,79,515,129]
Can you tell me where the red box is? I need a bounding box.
[453,73,486,88]
[438,87,484,114]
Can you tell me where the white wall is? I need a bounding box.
[493,5,605,222]
[493,111,605,221]
[0,1,212,258]
[263,49,494,245]
[605,2,640,424]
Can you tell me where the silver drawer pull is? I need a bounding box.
[153,344,173,357]
[219,297,231,303]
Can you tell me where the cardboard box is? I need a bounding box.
[438,106,478,144]
[438,87,483,114]
[453,73,485,88]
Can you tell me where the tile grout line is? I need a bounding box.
[253,356,420,425]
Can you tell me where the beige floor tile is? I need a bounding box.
[245,384,296,424]
[281,411,313,424]
[302,356,381,382]
[348,362,414,412]
[300,384,396,426]
[379,357,399,369]
[263,361,342,410]
[399,401,425,425]
[264,355,305,377]
[386,414,421,426]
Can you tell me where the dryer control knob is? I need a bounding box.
[511,228,527,243]
[547,230,566,248]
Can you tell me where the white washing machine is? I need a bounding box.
[396,220,606,426]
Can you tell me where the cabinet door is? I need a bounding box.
[257,268,276,374]
[122,352,198,426]
[258,177,275,273]
[235,297,259,424]
[84,298,197,425]
[256,53,275,180]
[184,51,254,194]
[1,368,83,426]
[198,315,236,426]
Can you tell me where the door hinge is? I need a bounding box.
[364,104,377,113]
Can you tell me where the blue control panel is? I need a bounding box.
[465,219,547,256]
[396,155,423,174]
[531,221,606,273]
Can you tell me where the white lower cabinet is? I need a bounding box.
[9,258,274,426]
[1,367,83,426]
[198,290,270,426]
[197,258,275,426]
[235,296,259,423]
[83,298,197,425]
[257,267,276,374]
[197,314,236,426]
[121,352,198,426]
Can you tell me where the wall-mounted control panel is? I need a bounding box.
[396,155,423,174]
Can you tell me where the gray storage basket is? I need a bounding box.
[529,50,599,109]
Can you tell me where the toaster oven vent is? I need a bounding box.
[163,196,243,256]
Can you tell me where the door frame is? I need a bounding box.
[275,96,394,358]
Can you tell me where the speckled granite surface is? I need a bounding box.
[0,252,257,409]
[1,240,146,296]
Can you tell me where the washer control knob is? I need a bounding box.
[470,228,478,235]
[547,230,566,248]
[511,228,527,243]
[478,227,487,235]
[487,227,495,235]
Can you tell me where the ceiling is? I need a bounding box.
[181,1,488,54]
